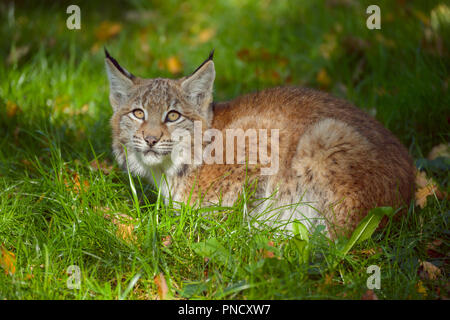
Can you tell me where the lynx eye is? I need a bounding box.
[166,111,181,122]
[132,109,145,119]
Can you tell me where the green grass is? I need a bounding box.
[0,0,448,299]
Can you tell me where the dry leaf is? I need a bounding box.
[416,280,427,297]
[362,289,378,300]
[324,273,334,286]
[154,272,169,300]
[419,260,442,280]
[0,246,16,275]
[316,68,331,89]
[90,159,114,175]
[7,45,30,65]
[166,56,183,74]
[427,143,450,160]
[414,170,445,208]
[259,241,277,259]
[360,248,376,256]
[6,101,20,118]
[162,235,172,247]
[427,238,443,252]
[105,212,137,243]
[64,171,90,194]
[95,21,122,41]
[197,28,216,43]
[415,185,440,208]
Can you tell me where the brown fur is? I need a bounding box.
[105,52,415,238]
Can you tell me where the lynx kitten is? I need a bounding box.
[105,49,415,237]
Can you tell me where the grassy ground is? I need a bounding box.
[0,0,448,299]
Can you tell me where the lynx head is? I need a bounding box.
[105,49,215,180]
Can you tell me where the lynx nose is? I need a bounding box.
[144,135,159,147]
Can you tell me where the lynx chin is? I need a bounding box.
[105,49,415,238]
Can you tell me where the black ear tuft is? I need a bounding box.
[104,47,135,80]
[104,46,112,59]
[208,48,215,60]
[191,49,215,75]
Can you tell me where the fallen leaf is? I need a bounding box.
[360,248,377,256]
[90,159,114,175]
[419,260,442,280]
[427,238,443,251]
[259,241,277,259]
[197,28,216,43]
[342,36,370,56]
[236,47,273,62]
[414,170,445,208]
[324,273,334,286]
[7,45,30,65]
[64,171,90,194]
[415,184,441,208]
[6,101,20,118]
[95,21,122,41]
[416,280,427,297]
[427,143,450,160]
[162,235,172,247]
[105,212,137,243]
[0,246,16,275]
[154,272,169,300]
[166,56,183,74]
[319,33,338,60]
[362,289,378,300]
[316,68,331,89]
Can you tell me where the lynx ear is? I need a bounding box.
[104,48,135,110]
[181,50,215,113]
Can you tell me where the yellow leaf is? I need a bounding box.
[105,212,137,243]
[154,272,169,300]
[95,21,122,41]
[64,170,90,194]
[415,184,439,208]
[415,170,446,208]
[0,246,16,275]
[316,68,331,89]
[6,101,20,118]
[416,280,427,297]
[324,273,334,286]
[166,56,183,74]
[197,28,216,43]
